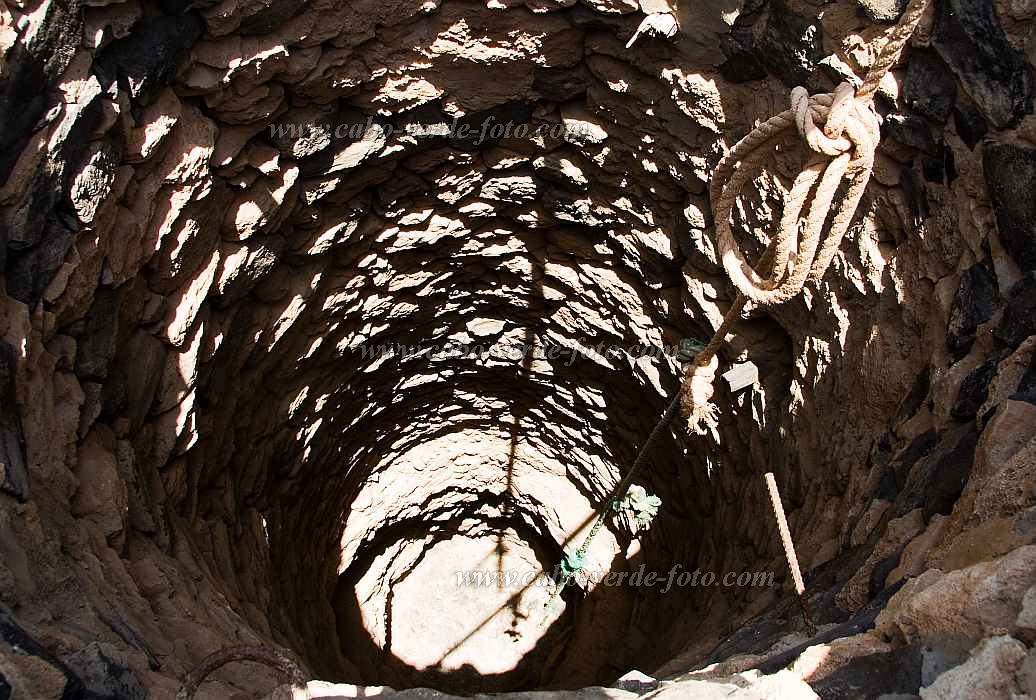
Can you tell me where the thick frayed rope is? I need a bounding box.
[681,355,719,435]
[765,472,816,631]
[679,0,931,432]
[176,645,310,700]
[712,84,880,309]
[765,472,805,596]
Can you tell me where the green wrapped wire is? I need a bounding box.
[541,484,663,623]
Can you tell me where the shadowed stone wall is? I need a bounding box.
[1,0,1035,697]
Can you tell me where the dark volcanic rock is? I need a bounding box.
[65,642,147,700]
[75,287,121,382]
[1012,355,1036,406]
[0,607,84,697]
[158,0,221,13]
[996,273,1036,349]
[895,422,979,518]
[534,65,591,102]
[754,579,907,675]
[720,0,820,86]
[754,0,822,87]
[922,144,957,185]
[891,430,939,489]
[0,0,83,181]
[883,113,937,154]
[933,0,1034,129]
[894,367,930,426]
[952,356,1000,420]
[874,466,899,501]
[953,99,989,149]
[238,0,309,35]
[4,167,66,258]
[946,263,998,359]
[719,18,768,84]
[902,49,957,124]
[0,343,28,503]
[870,430,895,471]
[868,544,907,598]
[4,207,80,305]
[718,39,768,83]
[94,14,204,107]
[811,646,923,698]
[567,5,634,30]
[984,143,1036,273]
[900,164,929,227]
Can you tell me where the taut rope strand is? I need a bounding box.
[542,393,682,613]
[856,0,933,101]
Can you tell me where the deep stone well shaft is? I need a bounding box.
[1,0,1036,698]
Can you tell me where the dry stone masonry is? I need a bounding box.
[1,0,1036,698]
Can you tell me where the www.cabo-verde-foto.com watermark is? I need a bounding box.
[269,115,603,148]
[455,566,777,594]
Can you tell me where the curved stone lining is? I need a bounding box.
[2,0,1035,697]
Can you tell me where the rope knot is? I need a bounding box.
[790,82,871,157]
[710,78,882,310]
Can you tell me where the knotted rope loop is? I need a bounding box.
[680,0,930,433]
[713,81,881,310]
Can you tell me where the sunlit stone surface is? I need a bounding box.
[1,0,1035,697]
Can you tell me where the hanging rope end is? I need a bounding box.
[680,355,720,433]
[799,591,817,636]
